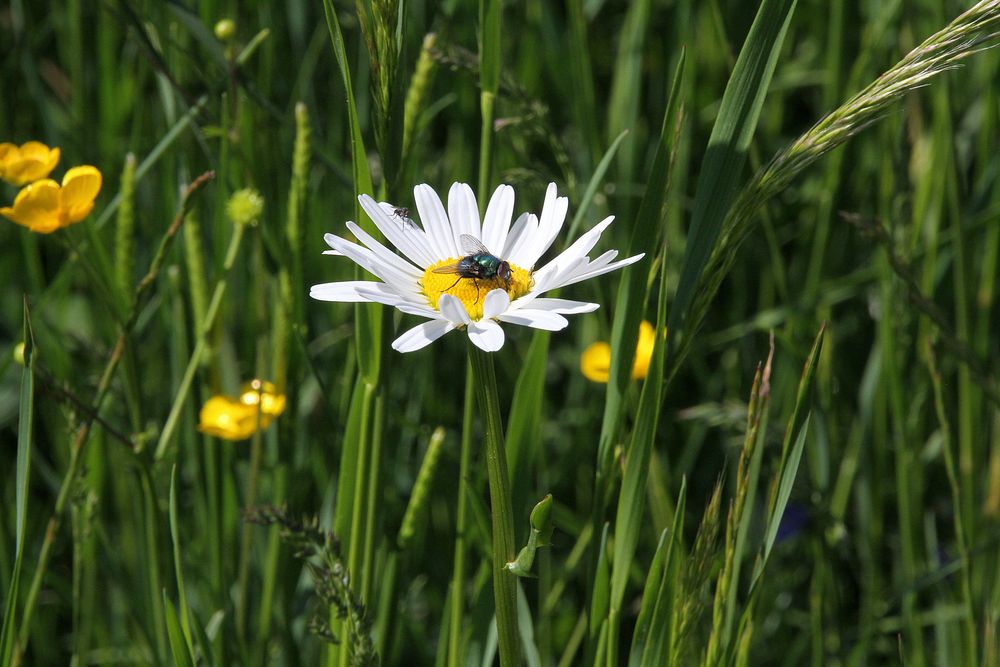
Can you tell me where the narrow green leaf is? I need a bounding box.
[322,0,380,384]
[504,331,549,485]
[630,476,687,667]
[565,129,630,243]
[666,0,797,347]
[588,523,611,643]
[478,0,502,96]
[168,466,193,647]
[757,413,810,578]
[595,49,685,565]
[162,591,196,667]
[606,0,652,187]
[0,301,35,665]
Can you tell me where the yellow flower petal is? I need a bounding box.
[239,379,287,422]
[60,165,102,223]
[580,320,658,383]
[1,179,63,233]
[631,321,656,380]
[580,341,612,383]
[198,395,260,441]
[0,143,14,179]
[0,142,60,185]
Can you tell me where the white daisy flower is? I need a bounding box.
[310,182,644,352]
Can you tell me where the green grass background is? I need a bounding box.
[1,0,999,665]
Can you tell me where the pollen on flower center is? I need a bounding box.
[421,257,533,321]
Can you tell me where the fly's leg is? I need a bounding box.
[444,276,463,292]
[472,278,481,305]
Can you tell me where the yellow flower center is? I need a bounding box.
[422,257,533,321]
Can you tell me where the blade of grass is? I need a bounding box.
[629,477,686,667]
[0,302,35,665]
[593,48,685,593]
[162,592,196,667]
[565,129,630,243]
[478,0,501,195]
[665,0,797,351]
[607,72,681,658]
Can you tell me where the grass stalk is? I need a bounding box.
[447,363,475,667]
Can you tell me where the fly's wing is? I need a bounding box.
[459,234,492,255]
[431,261,465,275]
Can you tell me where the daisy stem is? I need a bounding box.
[468,345,520,667]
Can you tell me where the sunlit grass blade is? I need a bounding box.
[666,0,797,355]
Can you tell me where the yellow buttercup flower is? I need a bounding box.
[198,379,286,441]
[0,166,102,233]
[0,141,61,186]
[198,396,260,441]
[580,320,656,383]
[238,379,287,421]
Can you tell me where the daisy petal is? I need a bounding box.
[522,298,599,314]
[502,212,537,266]
[482,289,510,319]
[481,184,514,255]
[359,195,436,267]
[532,216,615,286]
[521,183,569,267]
[447,182,481,242]
[414,184,460,259]
[310,280,388,302]
[438,293,472,325]
[345,221,423,278]
[392,320,456,352]
[468,319,505,351]
[323,233,423,298]
[497,309,569,331]
[558,253,645,288]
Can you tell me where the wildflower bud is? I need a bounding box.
[13,342,26,366]
[214,18,236,41]
[226,188,264,227]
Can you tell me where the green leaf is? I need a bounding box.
[162,591,196,667]
[504,331,549,487]
[168,466,193,648]
[0,301,35,665]
[565,129,630,243]
[588,523,611,644]
[595,48,685,558]
[632,477,687,667]
[322,0,381,384]
[478,0,502,96]
[666,0,798,350]
[608,73,680,632]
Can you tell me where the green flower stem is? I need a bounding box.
[153,221,247,462]
[468,345,520,667]
[447,362,475,667]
